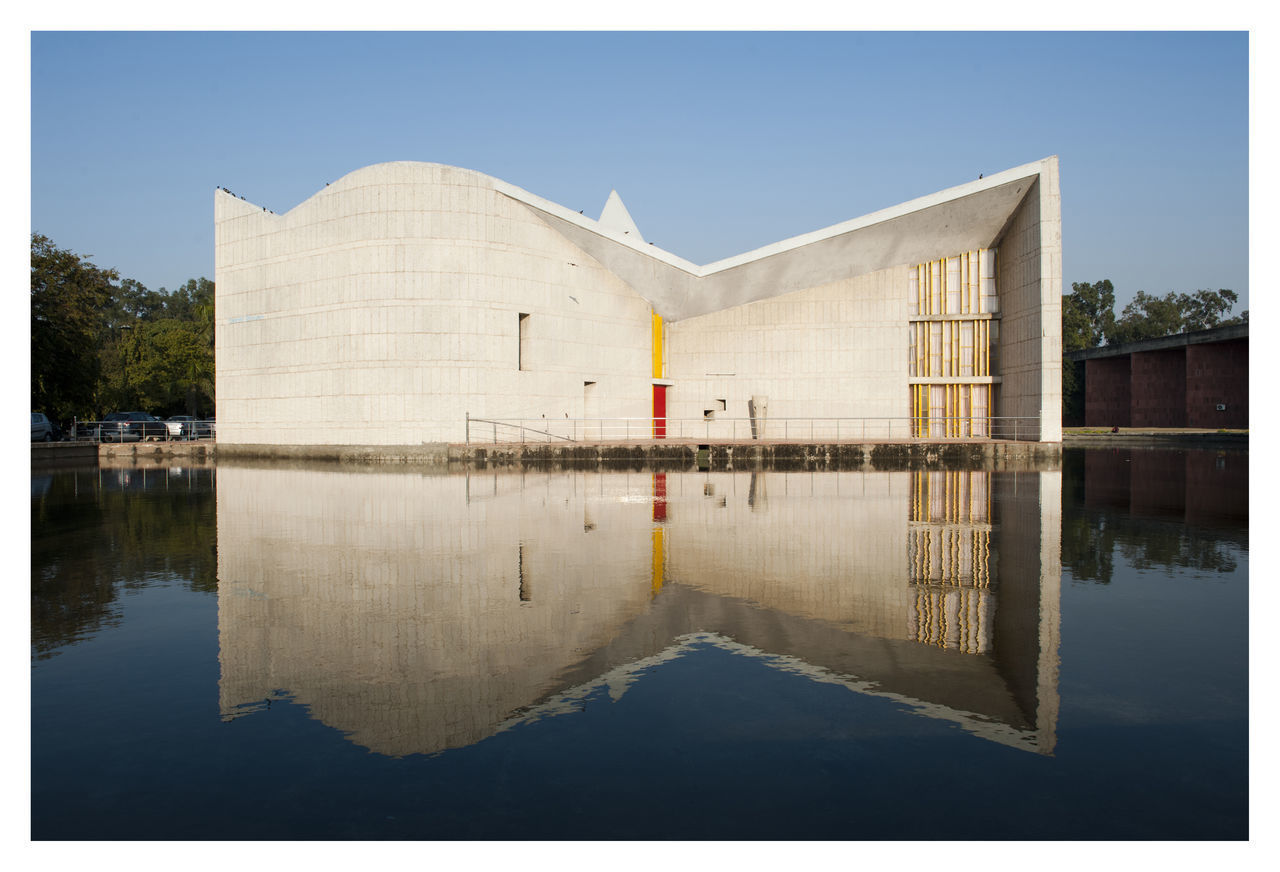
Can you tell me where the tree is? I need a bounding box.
[1062,279,1116,352]
[1183,289,1242,331]
[32,234,217,421]
[1061,280,1115,424]
[1109,288,1242,345]
[122,318,214,416]
[31,234,117,421]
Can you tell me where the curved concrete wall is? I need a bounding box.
[216,162,655,445]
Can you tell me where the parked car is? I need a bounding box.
[99,411,169,442]
[197,417,215,439]
[166,415,199,440]
[31,412,61,442]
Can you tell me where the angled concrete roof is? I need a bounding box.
[227,157,1055,323]
[496,157,1056,321]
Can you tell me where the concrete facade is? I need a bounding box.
[215,158,1063,445]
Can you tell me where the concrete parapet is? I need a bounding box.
[215,443,451,466]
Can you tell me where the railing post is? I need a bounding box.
[465,411,470,445]
[493,422,497,444]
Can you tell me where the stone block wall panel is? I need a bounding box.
[1186,339,1248,428]
[1131,349,1187,427]
[1084,356,1132,427]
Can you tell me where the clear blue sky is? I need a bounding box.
[30,31,1250,313]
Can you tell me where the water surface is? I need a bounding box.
[30,449,1248,839]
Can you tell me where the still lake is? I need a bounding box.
[30,448,1248,840]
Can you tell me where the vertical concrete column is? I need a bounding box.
[994,157,1063,442]
[1035,159,1064,442]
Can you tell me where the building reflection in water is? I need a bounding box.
[216,466,1061,758]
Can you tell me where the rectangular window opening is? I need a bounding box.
[518,313,530,371]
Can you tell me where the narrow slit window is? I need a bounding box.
[518,313,530,371]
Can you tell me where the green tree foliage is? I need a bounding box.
[1109,288,1244,345]
[1062,279,1115,352]
[31,234,117,421]
[31,234,215,422]
[123,319,214,416]
[1061,280,1115,423]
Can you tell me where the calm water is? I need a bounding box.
[30,449,1248,840]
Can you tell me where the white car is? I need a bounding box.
[166,415,199,439]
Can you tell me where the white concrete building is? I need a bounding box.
[215,158,1061,446]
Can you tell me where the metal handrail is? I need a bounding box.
[465,414,1041,444]
[71,417,217,444]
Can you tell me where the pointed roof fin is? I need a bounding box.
[598,190,644,242]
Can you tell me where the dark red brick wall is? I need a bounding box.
[1131,349,1187,427]
[1084,357,1131,427]
[1186,339,1248,428]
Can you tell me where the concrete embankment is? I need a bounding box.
[452,439,1063,471]
[35,438,1064,472]
[1062,429,1247,448]
[33,429,1246,472]
[30,442,100,468]
[31,440,216,470]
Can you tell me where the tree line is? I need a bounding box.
[1061,280,1245,422]
[31,234,214,425]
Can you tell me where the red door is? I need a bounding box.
[652,384,667,439]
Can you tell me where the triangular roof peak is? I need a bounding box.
[598,190,644,242]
